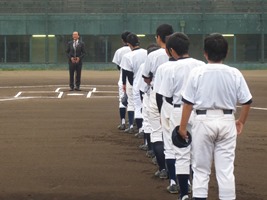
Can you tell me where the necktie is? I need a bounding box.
[74,41,77,57]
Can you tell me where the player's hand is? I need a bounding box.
[122,84,126,92]
[236,120,244,135]
[75,57,80,63]
[178,127,188,140]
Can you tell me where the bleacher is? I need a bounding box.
[0,0,265,14]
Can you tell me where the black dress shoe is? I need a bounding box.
[70,88,74,91]
[74,88,81,91]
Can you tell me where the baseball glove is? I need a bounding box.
[172,126,192,148]
[121,92,128,107]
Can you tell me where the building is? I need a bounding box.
[0,0,266,69]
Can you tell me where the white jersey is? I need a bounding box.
[159,58,205,105]
[142,48,169,87]
[153,59,177,93]
[112,46,131,66]
[182,63,252,111]
[135,62,146,92]
[120,48,147,79]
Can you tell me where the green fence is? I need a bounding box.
[0,0,266,69]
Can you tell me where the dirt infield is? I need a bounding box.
[0,70,266,200]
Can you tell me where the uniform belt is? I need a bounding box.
[174,104,181,108]
[196,109,233,115]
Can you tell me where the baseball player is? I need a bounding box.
[136,44,160,158]
[159,32,205,199]
[120,33,147,133]
[179,33,252,200]
[112,31,131,131]
[153,41,178,193]
[142,24,174,179]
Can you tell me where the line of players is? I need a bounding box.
[112,24,252,200]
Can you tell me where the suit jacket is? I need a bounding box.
[66,40,86,63]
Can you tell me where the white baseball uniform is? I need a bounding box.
[182,63,252,199]
[154,59,177,157]
[142,48,169,142]
[134,62,145,119]
[112,46,131,108]
[159,58,205,174]
[120,48,147,112]
[136,63,151,134]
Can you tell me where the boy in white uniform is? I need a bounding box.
[179,33,252,200]
[120,33,147,133]
[137,44,160,159]
[153,45,178,193]
[112,31,131,130]
[159,32,205,199]
[142,24,174,178]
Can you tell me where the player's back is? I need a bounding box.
[183,63,252,111]
[112,46,131,66]
[172,58,205,104]
[142,48,169,87]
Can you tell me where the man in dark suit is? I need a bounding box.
[66,31,86,91]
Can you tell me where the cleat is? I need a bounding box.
[167,184,179,194]
[117,124,126,130]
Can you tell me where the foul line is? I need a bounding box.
[250,106,267,111]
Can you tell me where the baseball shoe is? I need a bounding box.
[138,144,148,151]
[155,169,168,179]
[179,195,190,200]
[135,131,144,139]
[146,150,155,158]
[124,127,134,134]
[151,156,157,165]
[117,124,126,130]
[167,184,179,194]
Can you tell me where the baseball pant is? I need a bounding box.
[118,70,126,108]
[148,90,163,143]
[126,79,134,112]
[133,81,143,119]
[161,99,175,159]
[142,93,152,134]
[170,106,191,175]
[191,110,236,199]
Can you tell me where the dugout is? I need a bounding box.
[0,0,266,69]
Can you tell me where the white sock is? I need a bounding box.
[122,119,125,124]
[170,179,176,186]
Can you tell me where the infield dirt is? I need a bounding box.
[0,70,266,200]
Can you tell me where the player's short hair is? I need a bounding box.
[121,31,131,43]
[166,32,190,56]
[146,43,160,55]
[156,24,174,43]
[126,33,140,47]
[204,33,228,62]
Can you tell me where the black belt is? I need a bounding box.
[174,104,181,108]
[196,109,233,115]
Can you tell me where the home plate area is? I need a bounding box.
[14,85,118,99]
